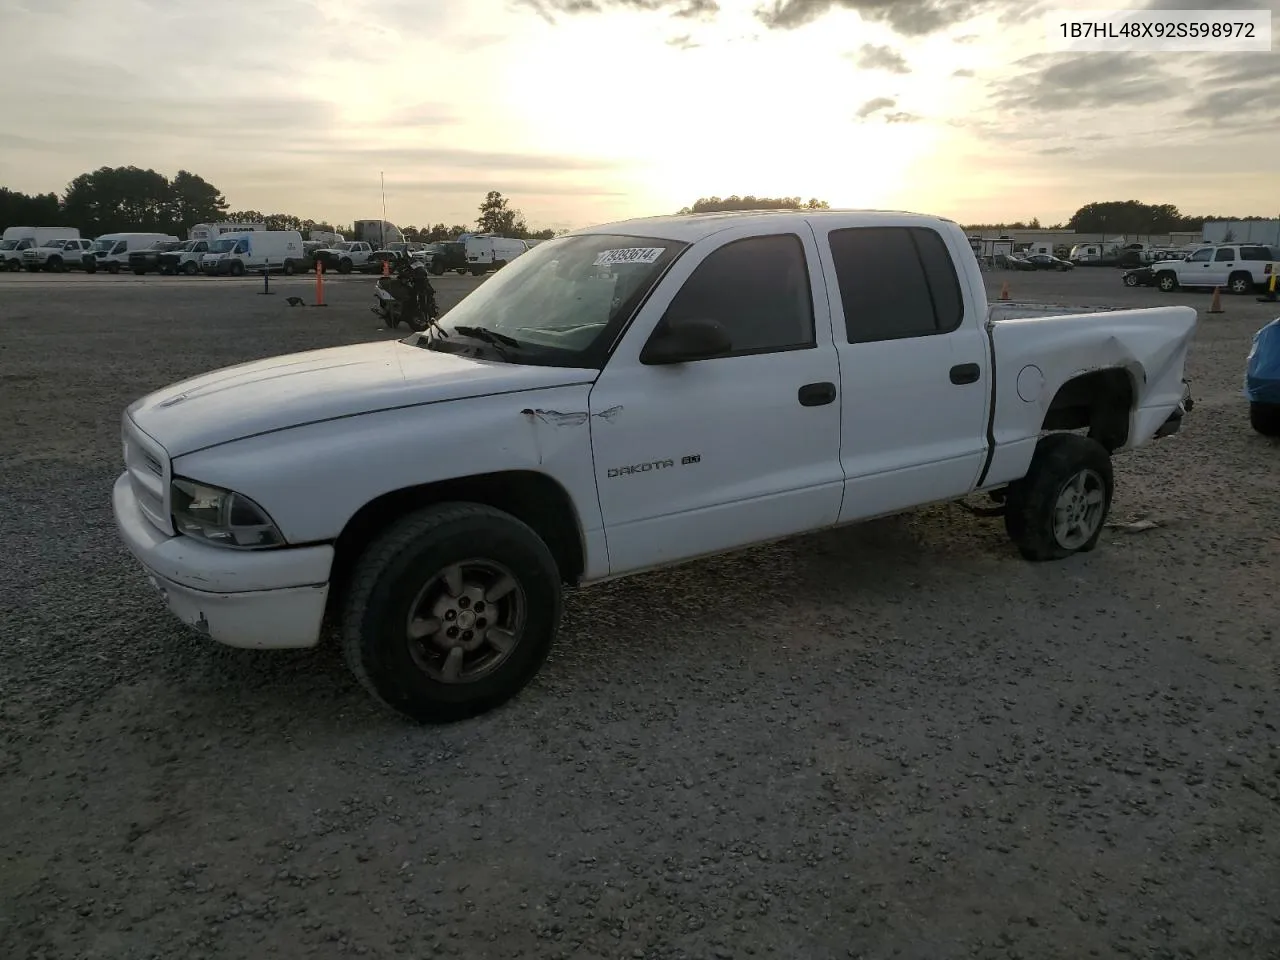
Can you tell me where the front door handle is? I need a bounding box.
[798,381,837,406]
[950,363,981,385]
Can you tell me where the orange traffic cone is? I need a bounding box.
[382,257,390,277]
[1208,286,1224,314]
[999,280,1010,301]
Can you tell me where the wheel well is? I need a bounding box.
[1041,368,1134,452]
[326,471,587,615]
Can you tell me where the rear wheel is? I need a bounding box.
[1250,402,1280,437]
[1228,272,1253,295]
[132,267,146,276]
[1123,273,1139,286]
[283,260,296,275]
[107,262,120,274]
[338,258,353,274]
[1004,433,1113,562]
[341,503,562,722]
[430,261,444,276]
[184,261,199,276]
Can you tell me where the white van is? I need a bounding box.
[201,230,304,276]
[1,226,78,271]
[188,221,266,243]
[464,235,529,275]
[83,233,180,273]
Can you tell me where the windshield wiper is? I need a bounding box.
[449,325,522,348]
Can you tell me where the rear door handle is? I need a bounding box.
[798,381,836,406]
[950,363,981,385]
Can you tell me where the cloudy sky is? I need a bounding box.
[1,0,1276,231]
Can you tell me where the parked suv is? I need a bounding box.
[422,240,469,275]
[1154,244,1278,295]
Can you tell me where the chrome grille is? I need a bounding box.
[122,415,172,535]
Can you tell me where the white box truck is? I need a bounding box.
[1,226,78,271]
[201,230,304,276]
[83,233,181,273]
[188,222,266,243]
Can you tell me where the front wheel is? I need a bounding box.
[1004,433,1113,562]
[283,260,296,275]
[1250,402,1280,437]
[184,261,199,276]
[341,503,562,723]
[338,258,353,274]
[1123,273,1139,286]
[1156,272,1177,292]
[229,260,245,277]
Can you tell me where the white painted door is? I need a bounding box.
[1179,246,1214,286]
[810,222,992,522]
[587,225,845,575]
[1205,246,1236,288]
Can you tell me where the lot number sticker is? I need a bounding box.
[593,247,665,266]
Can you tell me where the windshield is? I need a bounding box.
[0,240,17,250]
[40,239,66,247]
[208,238,239,253]
[403,233,687,368]
[332,242,355,251]
[178,240,199,251]
[90,238,116,252]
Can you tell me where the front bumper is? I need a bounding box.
[112,473,333,649]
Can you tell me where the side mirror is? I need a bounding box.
[640,317,733,365]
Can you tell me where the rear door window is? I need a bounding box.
[827,226,964,343]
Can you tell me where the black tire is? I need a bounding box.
[1003,433,1113,562]
[107,262,120,274]
[1156,272,1177,292]
[1250,402,1280,437]
[84,263,97,274]
[25,265,38,273]
[1123,273,1139,287]
[283,260,296,275]
[132,268,146,276]
[229,260,245,277]
[470,266,484,276]
[341,502,562,723]
[382,303,400,329]
[1228,272,1253,296]
[430,261,444,276]
[48,256,64,272]
[338,258,353,274]
[455,268,466,275]
[184,261,199,276]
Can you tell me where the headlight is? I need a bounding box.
[170,477,285,548]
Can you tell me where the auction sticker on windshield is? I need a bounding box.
[593,247,665,266]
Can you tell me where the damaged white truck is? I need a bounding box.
[112,210,1196,721]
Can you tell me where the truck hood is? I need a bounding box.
[127,339,597,457]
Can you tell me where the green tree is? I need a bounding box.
[62,165,174,235]
[476,191,528,237]
[169,170,227,232]
[677,195,830,214]
[0,187,63,230]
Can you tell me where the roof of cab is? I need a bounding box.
[569,209,957,243]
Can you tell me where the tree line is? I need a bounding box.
[680,197,1273,234]
[0,168,562,242]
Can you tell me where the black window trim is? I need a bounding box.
[827,224,966,345]
[643,231,818,361]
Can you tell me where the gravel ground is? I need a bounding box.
[1,269,1278,960]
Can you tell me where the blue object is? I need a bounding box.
[1245,317,1280,405]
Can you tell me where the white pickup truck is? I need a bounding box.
[112,210,1196,722]
[313,240,375,274]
